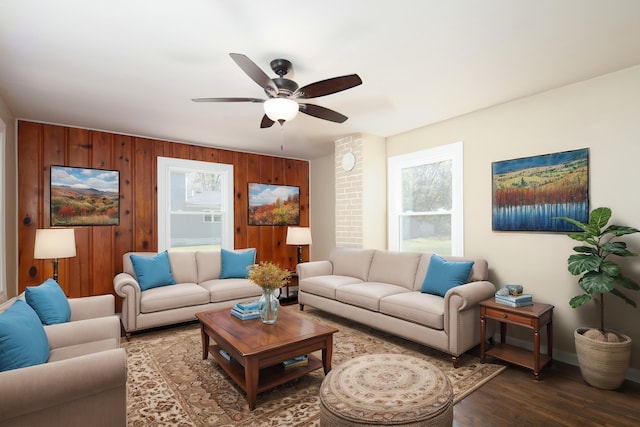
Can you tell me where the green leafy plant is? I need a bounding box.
[556,207,640,334]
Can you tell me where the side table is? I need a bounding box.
[280,272,298,304]
[480,298,554,380]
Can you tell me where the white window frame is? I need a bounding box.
[157,157,234,251]
[0,119,6,300]
[387,141,464,256]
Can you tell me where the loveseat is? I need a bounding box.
[0,293,126,427]
[297,248,496,367]
[114,249,263,334]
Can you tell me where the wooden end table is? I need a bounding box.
[280,272,299,303]
[196,307,338,410]
[480,298,554,380]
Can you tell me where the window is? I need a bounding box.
[157,157,234,251]
[388,141,464,256]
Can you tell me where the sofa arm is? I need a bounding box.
[296,260,333,280]
[45,316,121,349]
[0,348,127,423]
[113,272,142,333]
[444,280,496,335]
[445,280,496,311]
[68,294,115,321]
[444,280,496,356]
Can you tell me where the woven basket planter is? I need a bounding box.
[574,327,631,390]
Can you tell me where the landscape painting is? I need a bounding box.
[248,183,300,226]
[492,148,589,232]
[50,166,120,226]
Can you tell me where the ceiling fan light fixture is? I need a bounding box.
[264,98,299,122]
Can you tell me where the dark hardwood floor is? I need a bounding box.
[454,359,640,426]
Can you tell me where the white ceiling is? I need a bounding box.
[1,1,639,160]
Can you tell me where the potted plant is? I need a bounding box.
[556,206,640,389]
[248,261,291,324]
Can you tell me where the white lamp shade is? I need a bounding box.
[34,229,76,259]
[286,227,312,246]
[263,98,299,122]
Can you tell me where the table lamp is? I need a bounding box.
[34,228,76,282]
[286,227,312,264]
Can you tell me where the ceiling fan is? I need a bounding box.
[192,53,362,128]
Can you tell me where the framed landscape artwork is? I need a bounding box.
[248,183,300,226]
[492,148,589,232]
[50,165,120,226]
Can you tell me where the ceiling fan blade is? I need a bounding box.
[192,97,264,103]
[299,103,348,123]
[260,115,275,128]
[295,74,362,99]
[229,53,278,96]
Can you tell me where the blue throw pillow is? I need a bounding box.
[421,254,474,297]
[0,300,50,372]
[130,251,176,291]
[25,278,71,325]
[220,248,256,279]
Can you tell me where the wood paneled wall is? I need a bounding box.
[17,121,309,299]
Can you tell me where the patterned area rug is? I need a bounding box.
[122,305,505,426]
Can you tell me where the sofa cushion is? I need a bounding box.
[368,251,421,290]
[140,283,210,313]
[220,248,256,279]
[196,250,223,283]
[328,248,375,281]
[0,300,50,372]
[25,279,71,325]
[48,338,120,363]
[380,292,445,330]
[421,254,474,297]
[414,254,488,290]
[336,283,410,312]
[168,250,198,284]
[131,251,176,291]
[298,275,364,299]
[199,279,263,303]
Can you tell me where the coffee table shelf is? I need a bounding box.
[209,344,323,394]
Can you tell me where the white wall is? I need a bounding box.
[309,153,336,261]
[0,94,16,301]
[361,133,387,249]
[386,65,640,375]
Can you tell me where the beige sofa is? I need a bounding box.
[114,249,263,334]
[0,294,127,427]
[297,248,496,367]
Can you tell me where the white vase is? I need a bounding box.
[258,288,280,324]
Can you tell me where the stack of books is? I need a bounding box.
[282,355,309,369]
[219,349,232,361]
[495,293,533,307]
[230,299,261,320]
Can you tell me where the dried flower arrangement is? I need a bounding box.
[248,261,291,290]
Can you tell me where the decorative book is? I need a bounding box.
[495,299,533,308]
[495,293,533,307]
[495,293,533,303]
[282,355,308,369]
[219,349,232,361]
[235,299,260,311]
[230,307,261,320]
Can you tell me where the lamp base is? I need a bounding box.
[53,258,59,282]
[297,246,303,264]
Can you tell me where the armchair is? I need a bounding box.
[0,294,127,427]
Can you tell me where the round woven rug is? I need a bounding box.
[320,353,453,426]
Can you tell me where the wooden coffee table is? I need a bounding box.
[195,308,338,410]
